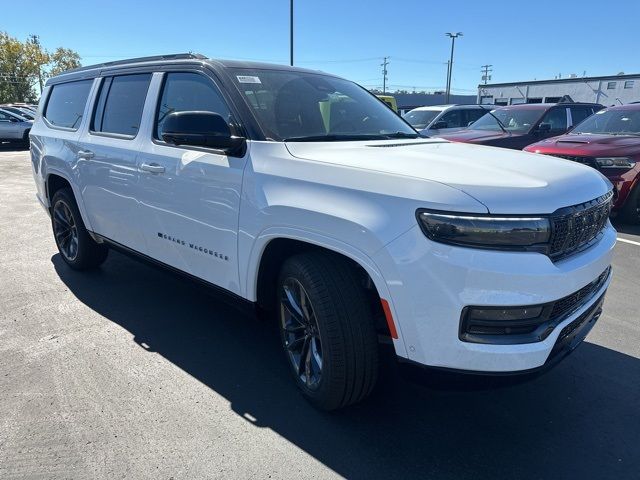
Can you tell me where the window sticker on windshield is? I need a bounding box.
[237,75,261,84]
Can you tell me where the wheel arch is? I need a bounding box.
[249,231,404,354]
[45,170,95,232]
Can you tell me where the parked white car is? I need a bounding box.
[403,104,492,136]
[0,108,33,144]
[30,54,615,410]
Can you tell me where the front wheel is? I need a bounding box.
[277,252,379,410]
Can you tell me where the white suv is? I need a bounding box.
[30,54,615,410]
[403,104,491,136]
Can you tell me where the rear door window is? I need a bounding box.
[92,74,152,137]
[44,79,93,130]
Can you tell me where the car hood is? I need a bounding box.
[285,139,612,214]
[438,129,513,143]
[527,134,640,155]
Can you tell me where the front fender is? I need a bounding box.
[242,225,408,359]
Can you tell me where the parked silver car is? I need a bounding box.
[0,108,33,145]
[403,104,493,137]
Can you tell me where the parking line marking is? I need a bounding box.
[618,237,640,247]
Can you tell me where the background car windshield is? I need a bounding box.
[572,109,640,135]
[403,110,440,129]
[471,109,542,133]
[230,69,416,140]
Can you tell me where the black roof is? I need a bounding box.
[48,52,333,85]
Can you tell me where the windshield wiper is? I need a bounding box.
[382,131,420,139]
[283,134,391,142]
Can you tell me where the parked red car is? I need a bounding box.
[524,104,640,223]
[440,103,602,150]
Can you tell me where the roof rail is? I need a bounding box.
[60,53,208,75]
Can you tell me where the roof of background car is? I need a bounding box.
[409,104,488,111]
[45,52,338,86]
[602,103,640,111]
[492,103,601,111]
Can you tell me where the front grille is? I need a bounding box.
[549,267,610,320]
[558,293,605,342]
[549,191,613,261]
[553,154,600,169]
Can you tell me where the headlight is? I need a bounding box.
[595,157,636,169]
[417,211,551,250]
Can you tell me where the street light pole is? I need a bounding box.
[445,32,462,103]
[290,0,294,66]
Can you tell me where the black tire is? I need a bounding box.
[51,188,108,270]
[620,183,640,224]
[277,252,379,410]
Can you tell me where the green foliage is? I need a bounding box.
[0,32,82,103]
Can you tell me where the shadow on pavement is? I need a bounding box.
[0,142,29,152]
[53,251,640,480]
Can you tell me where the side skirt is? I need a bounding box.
[94,233,258,319]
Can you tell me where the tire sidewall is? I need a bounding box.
[277,262,336,403]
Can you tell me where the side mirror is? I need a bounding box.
[161,111,246,156]
[431,120,448,129]
[536,123,552,134]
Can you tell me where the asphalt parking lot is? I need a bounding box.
[1,146,639,480]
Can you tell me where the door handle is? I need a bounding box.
[77,150,94,159]
[140,162,165,174]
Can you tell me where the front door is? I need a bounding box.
[135,71,246,294]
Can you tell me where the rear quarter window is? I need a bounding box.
[44,79,93,130]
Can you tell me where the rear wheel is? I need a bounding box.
[620,183,640,224]
[51,188,108,269]
[277,252,379,410]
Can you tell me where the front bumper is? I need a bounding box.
[373,222,616,373]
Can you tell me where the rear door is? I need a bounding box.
[134,70,247,294]
[76,73,153,252]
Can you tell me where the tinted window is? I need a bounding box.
[465,108,488,124]
[92,74,151,136]
[156,72,232,140]
[540,108,568,131]
[438,110,463,128]
[44,79,93,129]
[570,106,593,126]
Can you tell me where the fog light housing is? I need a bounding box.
[460,304,552,344]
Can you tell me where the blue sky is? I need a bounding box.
[2,0,639,93]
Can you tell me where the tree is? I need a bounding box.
[0,32,81,103]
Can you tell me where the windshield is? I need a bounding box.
[403,110,441,129]
[230,69,417,141]
[470,108,543,133]
[571,109,640,135]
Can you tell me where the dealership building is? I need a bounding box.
[477,73,640,106]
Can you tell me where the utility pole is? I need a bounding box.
[29,34,44,94]
[381,56,389,94]
[481,64,493,85]
[289,0,294,66]
[445,32,462,103]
